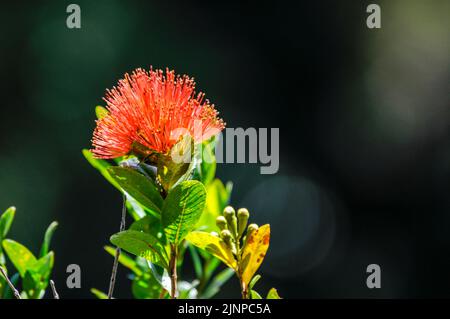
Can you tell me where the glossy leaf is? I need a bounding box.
[95,105,109,119]
[196,179,232,232]
[240,224,270,287]
[39,221,58,258]
[249,274,261,290]
[186,231,237,269]
[108,166,163,216]
[162,181,206,245]
[91,288,108,299]
[110,230,169,269]
[130,215,164,241]
[250,289,262,299]
[266,287,281,299]
[2,239,37,277]
[0,207,15,239]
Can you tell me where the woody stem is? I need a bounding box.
[169,244,178,299]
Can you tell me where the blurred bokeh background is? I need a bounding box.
[0,0,449,298]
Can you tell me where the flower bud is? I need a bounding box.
[223,206,238,238]
[237,208,250,238]
[216,216,227,231]
[210,231,219,237]
[220,229,236,254]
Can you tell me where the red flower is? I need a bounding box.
[91,68,225,159]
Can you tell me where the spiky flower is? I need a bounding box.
[91,68,225,159]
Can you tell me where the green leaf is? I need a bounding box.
[91,288,108,299]
[201,268,234,299]
[250,289,262,299]
[249,274,261,290]
[110,230,169,269]
[185,231,237,270]
[197,179,232,232]
[104,245,142,276]
[0,207,15,240]
[130,215,164,241]
[2,239,37,277]
[108,166,163,217]
[161,180,206,245]
[39,221,58,258]
[266,287,281,299]
[23,252,54,298]
[95,105,109,119]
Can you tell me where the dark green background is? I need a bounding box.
[0,0,449,298]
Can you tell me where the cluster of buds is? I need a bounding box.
[212,206,258,256]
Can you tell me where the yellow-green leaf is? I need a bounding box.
[0,207,15,239]
[95,105,109,119]
[266,287,281,299]
[186,231,237,270]
[91,288,108,299]
[2,239,37,277]
[240,224,270,287]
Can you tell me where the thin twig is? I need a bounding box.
[0,266,21,299]
[50,280,60,299]
[107,194,127,299]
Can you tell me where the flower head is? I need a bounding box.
[91,68,225,159]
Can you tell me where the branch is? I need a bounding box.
[50,280,60,299]
[107,194,127,299]
[0,266,21,299]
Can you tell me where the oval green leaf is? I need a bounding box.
[161,181,206,245]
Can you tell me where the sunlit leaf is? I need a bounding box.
[110,230,169,269]
[91,288,108,299]
[39,221,58,258]
[162,181,206,245]
[196,179,232,232]
[266,287,281,299]
[0,207,15,239]
[108,166,163,217]
[249,274,261,290]
[241,224,270,287]
[130,215,164,241]
[250,289,262,299]
[2,239,37,277]
[95,105,109,119]
[185,231,237,270]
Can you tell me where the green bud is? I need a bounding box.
[223,206,236,218]
[216,216,227,231]
[220,229,236,254]
[223,206,238,238]
[237,208,250,238]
